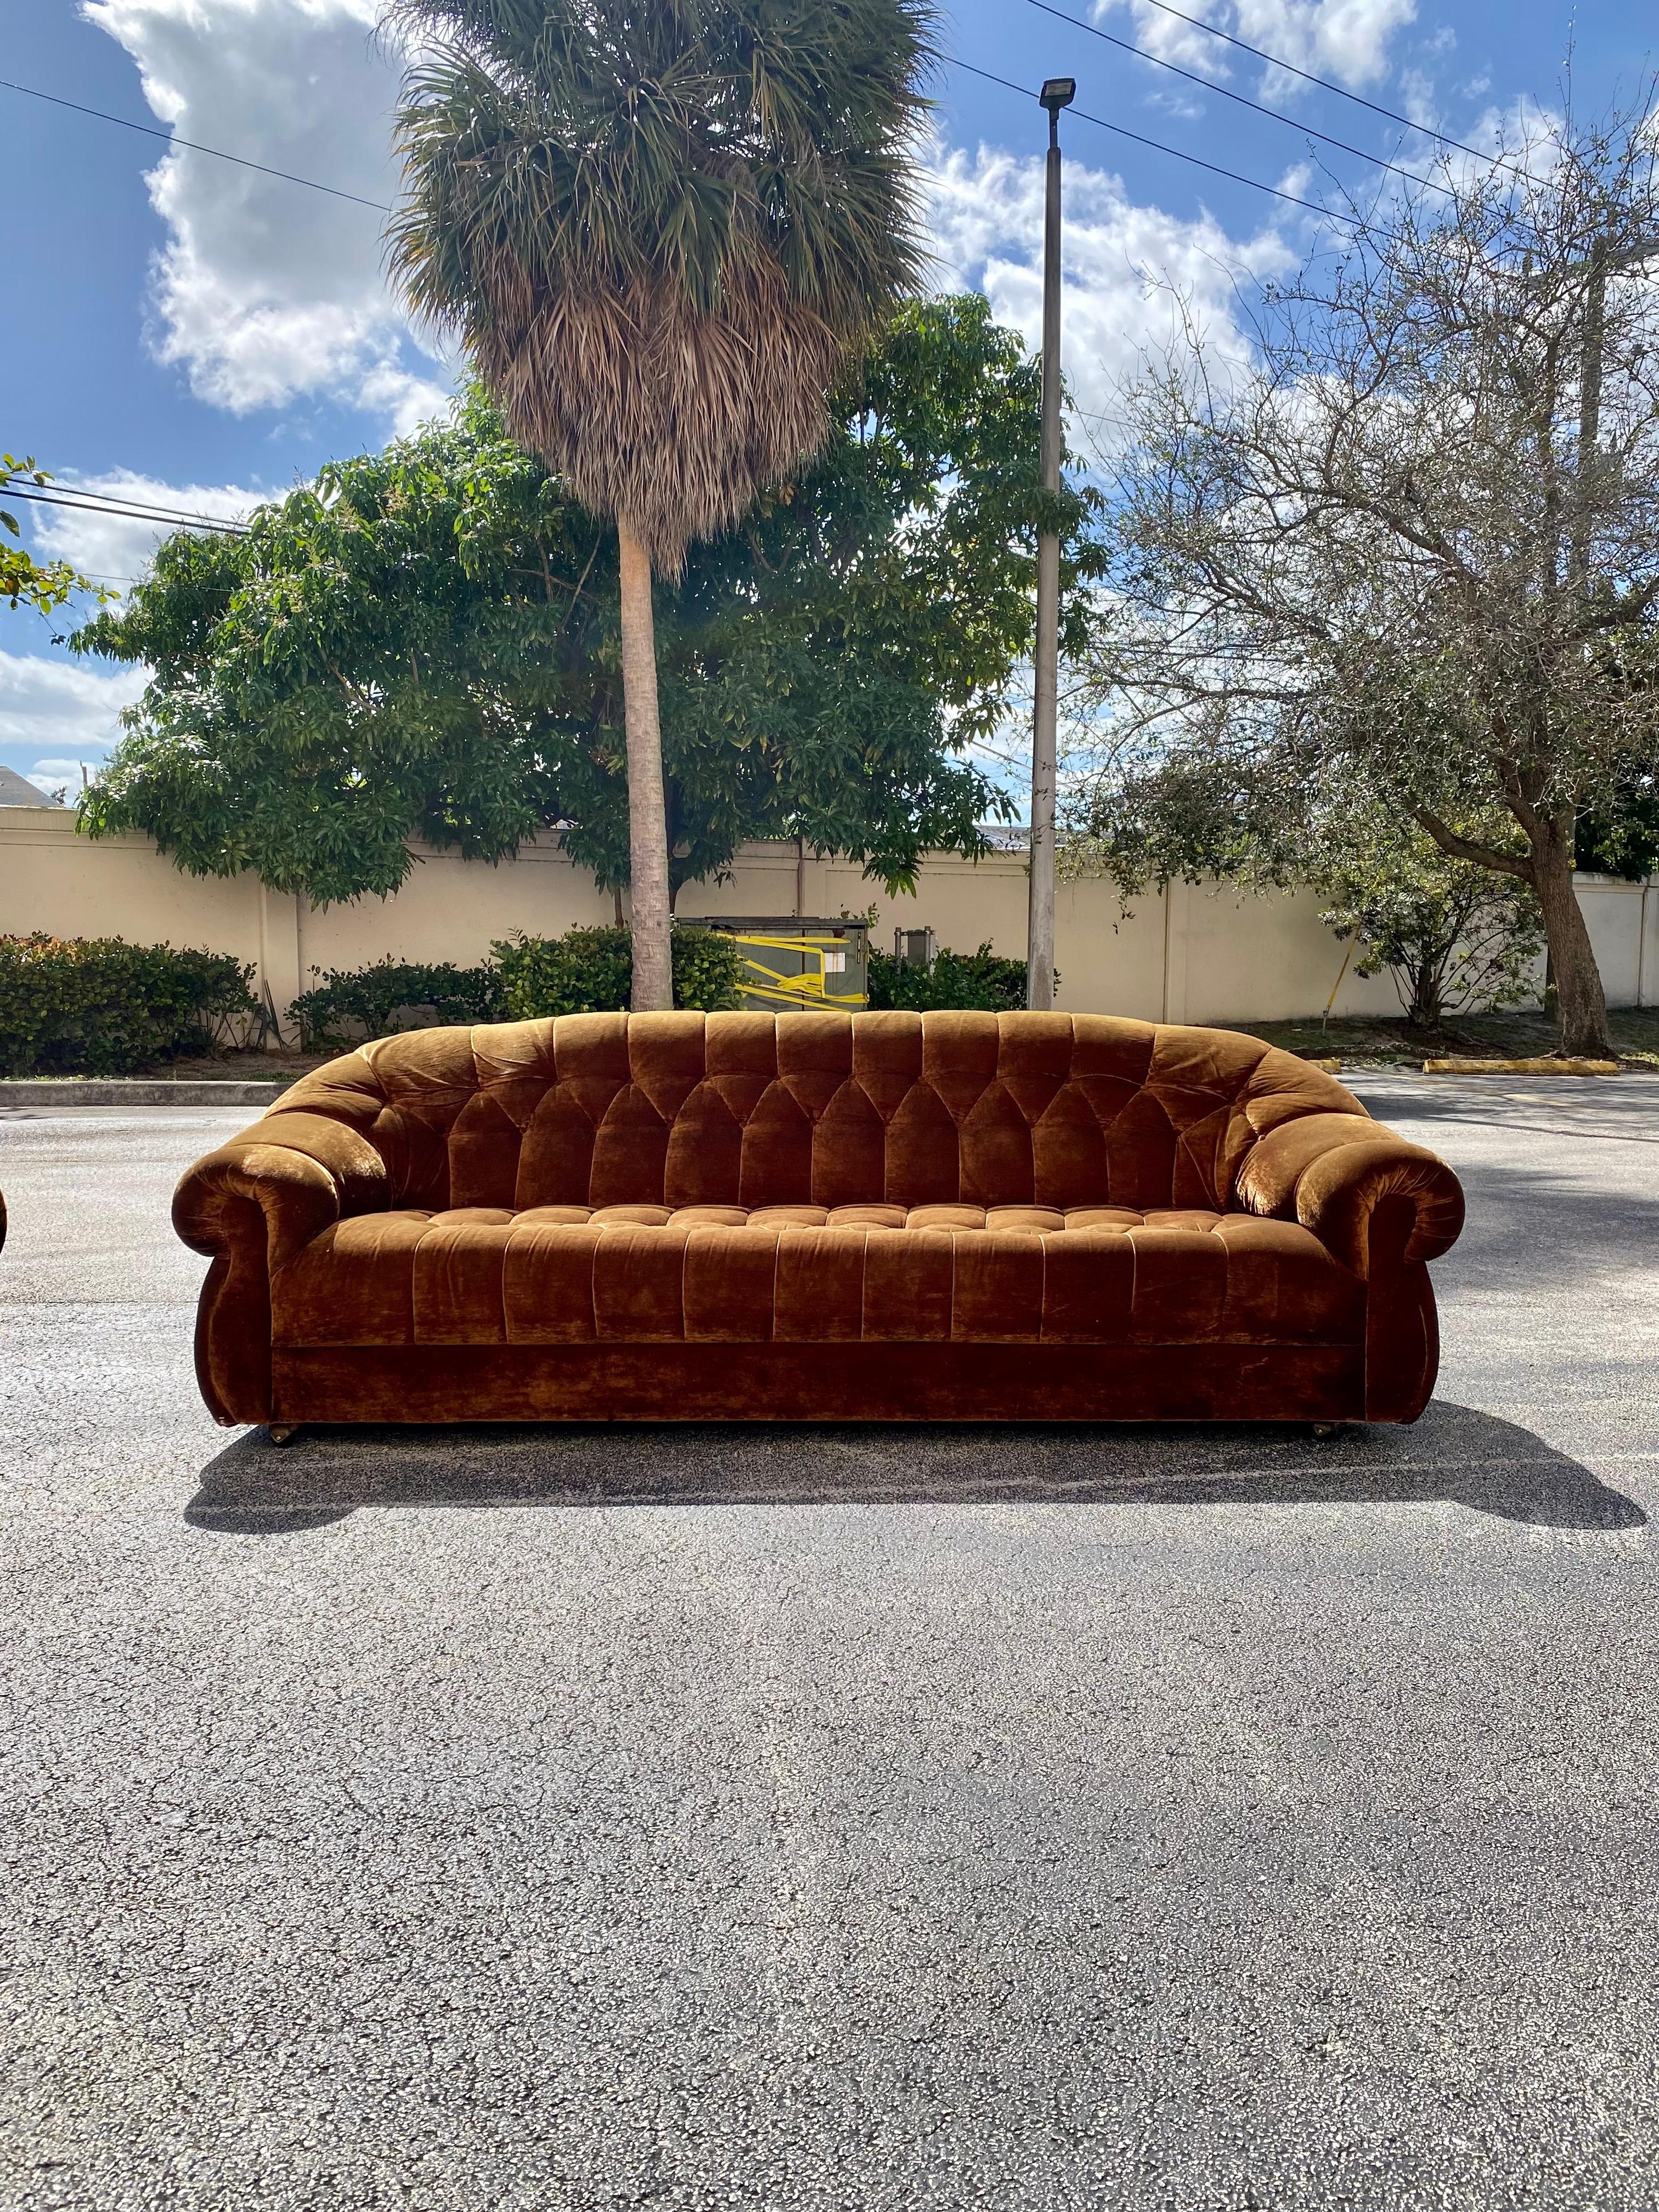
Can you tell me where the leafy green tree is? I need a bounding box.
[1575,770,1659,879]
[78,299,1094,907]
[2,456,96,614]
[385,0,935,1009]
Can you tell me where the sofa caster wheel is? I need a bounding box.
[267,1423,301,1446]
[1310,1420,1351,1440]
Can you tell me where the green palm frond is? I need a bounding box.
[385,0,936,569]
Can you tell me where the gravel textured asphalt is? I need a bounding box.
[2,1076,1657,2211]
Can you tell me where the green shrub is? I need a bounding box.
[669,927,748,1013]
[1319,841,1543,1032]
[289,958,505,1049]
[0,933,261,1076]
[494,925,745,1017]
[866,941,1042,1012]
[494,927,631,1018]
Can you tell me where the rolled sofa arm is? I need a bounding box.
[1233,1110,1465,1277]
[173,1110,390,1425]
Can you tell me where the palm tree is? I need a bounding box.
[386,0,935,1009]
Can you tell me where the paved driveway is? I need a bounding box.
[2,1077,1657,2210]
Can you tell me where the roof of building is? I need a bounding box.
[0,765,64,808]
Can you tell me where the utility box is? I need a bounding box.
[682,916,870,1013]
[894,926,936,969]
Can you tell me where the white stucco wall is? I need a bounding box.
[4,807,1649,1035]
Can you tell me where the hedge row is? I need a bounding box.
[495,926,747,1021]
[0,934,262,1076]
[289,960,506,1050]
[294,933,1034,1037]
[0,927,1037,1075]
[289,928,747,1046]
[865,941,1036,1012]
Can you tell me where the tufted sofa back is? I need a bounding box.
[269,1011,1367,1218]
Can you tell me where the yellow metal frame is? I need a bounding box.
[729,931,868,1010]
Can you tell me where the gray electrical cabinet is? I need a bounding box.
[679,917,870,1012]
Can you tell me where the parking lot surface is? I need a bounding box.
[2,1075,1656,2210]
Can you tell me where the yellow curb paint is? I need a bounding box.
[1421,1057,1620,1076]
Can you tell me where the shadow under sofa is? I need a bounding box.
[172,1009,1466,1431]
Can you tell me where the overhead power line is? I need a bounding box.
[18,479,255,532]
[950,55,1338,218]
[1027,0,1452,196]
[1056,0,1519,176]
[2,486,251,537]
[7,48,1439,244]
[0,77,392,211]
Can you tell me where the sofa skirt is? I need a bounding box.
[267,1341,1374,1426]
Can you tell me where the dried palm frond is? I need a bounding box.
[385,0,936,571]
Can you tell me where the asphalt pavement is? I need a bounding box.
[2,1075,1657,2211]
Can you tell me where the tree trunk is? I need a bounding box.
[1407,960,1441,1032]
[616,521,674,1012]
[1531,816,1613,1057]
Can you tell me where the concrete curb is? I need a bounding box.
[0,1079,292,1107]
[1421,1057,1621,1076]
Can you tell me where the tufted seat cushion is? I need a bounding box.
[271,1200,1365,1348]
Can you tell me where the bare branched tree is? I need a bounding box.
[1078,97,1659,1057]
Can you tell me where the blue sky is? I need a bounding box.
[3,0,1650,795]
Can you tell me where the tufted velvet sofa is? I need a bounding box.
[173,1011,1464,1431]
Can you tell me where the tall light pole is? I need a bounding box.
[1027,75,1074,1012]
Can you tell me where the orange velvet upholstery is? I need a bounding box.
[173,1012,1464,1427]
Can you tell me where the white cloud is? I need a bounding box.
[22,759,93,798]
[1096,0,1417,101]
[1397,66,1439,129]
[924,140,1295,425]
[82,0,452,424]
[0,654,148,759]
[356,361,455,438]
[32,472,261,586]
[80,0,1404,452]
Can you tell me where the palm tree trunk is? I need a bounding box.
[616,520,674,1012]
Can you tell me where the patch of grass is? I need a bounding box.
[154,1049,338,1080]
[1234,1006,1659,1069]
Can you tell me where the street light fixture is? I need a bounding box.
[1026,77,1074,1011]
